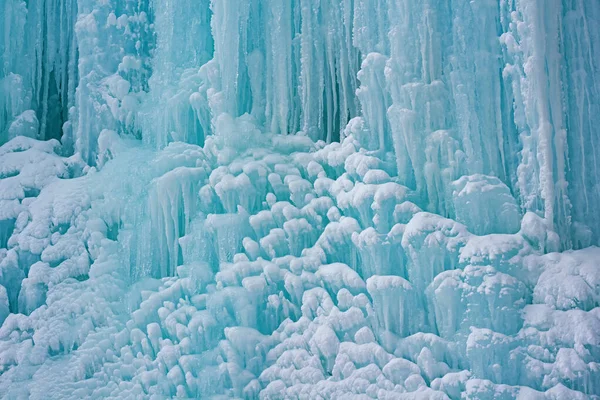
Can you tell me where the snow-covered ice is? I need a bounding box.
[0,0,599,399]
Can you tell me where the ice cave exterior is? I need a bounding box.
[0,0,599,398]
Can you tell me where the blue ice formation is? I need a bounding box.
[0,0,599,399]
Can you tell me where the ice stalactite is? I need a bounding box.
[0,0,78,144]
[1,0,154,162]
[356,0,600,248]
[127,0,600,246]
[298,0,360,142]
[556,0,600,248]
[0,1,600,398]
[139,0,213,149]
[74,0,153,163]
[3,0,600,248]
[141,0,360,145]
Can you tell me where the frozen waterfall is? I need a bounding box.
[0,0,599,398]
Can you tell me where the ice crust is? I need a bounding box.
[0,131,598,399]
[1,0,600,399]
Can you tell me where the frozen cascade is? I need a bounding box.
[1,0,78,143]
[0,0,599,399]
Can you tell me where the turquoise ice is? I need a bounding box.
[0,0,599,398]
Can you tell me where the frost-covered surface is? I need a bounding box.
[0,131,598,399]
[1,0,600,399]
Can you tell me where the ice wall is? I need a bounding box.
[147,0,600,248]
[1,0,77,143]
[5,0,596,247]
[1,0,600,398]
[1,117,599,399]
[138,0,213,149]
[1,0,152,161]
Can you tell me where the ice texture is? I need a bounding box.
[1,0,600,399]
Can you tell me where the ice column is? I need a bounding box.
[0,0,77,144]
[140,0,213,148]
[74,0,152,163]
